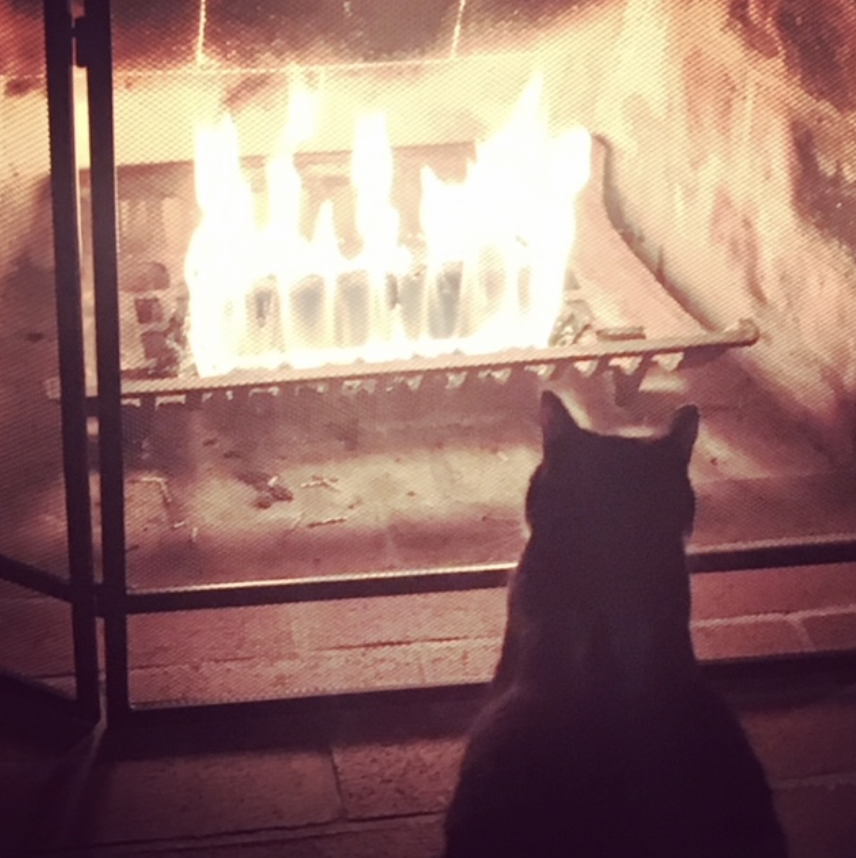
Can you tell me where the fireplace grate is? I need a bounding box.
[44,319,759,412]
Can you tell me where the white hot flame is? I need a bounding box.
[183,77,592,376]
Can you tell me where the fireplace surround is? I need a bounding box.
[2,0,856,726]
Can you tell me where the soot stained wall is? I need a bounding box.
[596,0,856,459]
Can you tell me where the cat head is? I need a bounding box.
[526,391,699,554]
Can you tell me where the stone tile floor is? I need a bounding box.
[2,643,856,858]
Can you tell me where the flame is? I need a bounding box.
[184,77,592,376]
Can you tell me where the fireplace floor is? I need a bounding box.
[2,351,854,590]
[111,357,856,592]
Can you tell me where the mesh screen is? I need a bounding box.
[0,2,69,579]
[108,0,587,589]
[16,0,851,709]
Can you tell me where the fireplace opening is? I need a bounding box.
[2,0,856,713]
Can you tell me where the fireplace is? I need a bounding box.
[2,0,856,725]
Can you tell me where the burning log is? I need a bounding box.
[245,275,284,354]
[175,78,590,378]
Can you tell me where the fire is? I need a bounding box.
[183,77,592,377]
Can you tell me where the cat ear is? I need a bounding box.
[540,390,582,450]
[666,404,699,467]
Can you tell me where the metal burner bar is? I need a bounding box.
[47,319,758,407]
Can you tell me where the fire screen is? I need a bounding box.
[2,0,856,724]
[92,0,763,593]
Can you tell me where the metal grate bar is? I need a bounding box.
[47,319,759,406]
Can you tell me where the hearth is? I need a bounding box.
[2,0,856,724]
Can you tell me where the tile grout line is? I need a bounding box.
[25,813,447,857]
[772,771,856,790]
[692,603,856,627]
[785,615,817,651]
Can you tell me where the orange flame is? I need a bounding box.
[184,76,591,376]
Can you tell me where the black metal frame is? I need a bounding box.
[0,0,100,725]
[3,0,856,728]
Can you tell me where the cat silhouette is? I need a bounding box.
[443,391,787,858]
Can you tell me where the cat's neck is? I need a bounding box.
[506,533,700,699]
[520,528,692,613]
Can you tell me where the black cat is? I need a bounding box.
[443,391,787,858]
